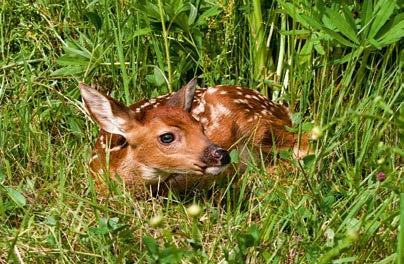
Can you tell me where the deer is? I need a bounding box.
[79,78,311,194]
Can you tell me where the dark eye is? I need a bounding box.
[159,133,175,144]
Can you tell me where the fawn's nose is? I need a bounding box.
[202,145,230,166]
[213,148,231,165]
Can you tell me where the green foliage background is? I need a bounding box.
[0,0,403,263]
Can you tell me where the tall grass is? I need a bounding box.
[0,0,402,263]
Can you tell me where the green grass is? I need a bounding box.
[1,0,403,263]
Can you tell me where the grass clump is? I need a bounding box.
[1,0,402,263]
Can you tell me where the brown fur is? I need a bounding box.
[81,81,311,194]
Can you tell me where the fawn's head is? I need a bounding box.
[79,79,230,184]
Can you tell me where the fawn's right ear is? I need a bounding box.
[166,78,197,112]
[79,83,134,137]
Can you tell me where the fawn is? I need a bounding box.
[80,79,310,192]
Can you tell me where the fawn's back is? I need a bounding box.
[80,79,310,192]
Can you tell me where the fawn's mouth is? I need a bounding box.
[204,165,228,175]
[195,163,228,175]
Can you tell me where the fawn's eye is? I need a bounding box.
[159,133,175,144]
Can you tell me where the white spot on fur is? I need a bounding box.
[200,117,209,126]
[109,145,123,152]
[140,102,150,108]
[207,87,218,94]
[139,164,157,181]
[191,97,206,120]
[90,154,98,163]
[100,136,106,149]
[138,164,167,184]
[284,106,293,121]
[261,109,271,116]
[214,104,231,117]
[204,104,231,135]
[293,145,307,160]
[156,94,170,99]
[234,98,249,104]
[205,166,227,175]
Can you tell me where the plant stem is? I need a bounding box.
[399,192,404,264]
[157,0,172,92]
[251,0,266,81]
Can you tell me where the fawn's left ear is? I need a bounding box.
[79,83,136,137]
[166,78,197,112]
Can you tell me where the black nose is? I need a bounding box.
[201,145,231,166]
[213,148,230,165]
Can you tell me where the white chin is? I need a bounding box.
[205,166,227,175]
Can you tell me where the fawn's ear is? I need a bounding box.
[166,78,197,112]
[79,83,134,137]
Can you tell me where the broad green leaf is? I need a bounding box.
[44,215,57,226]
[67,117,83,136]
[50,66,85,77]
[376,17,404,47]
[291,112,302,125]
[57,55,89,66]
[331,47,364,64]
[141,2,160,22]
[64,46,91,59]
[301,122,314,132]
[188,3,198,25]
[368,0,396,39]
[278,1,310,28]
[86,11,102,30]
[171,3,191,32]
[173,1,188,15]
[153,67,166,86]
[300,14,323,30]
[142,236,159,256]
[299,38,313,64]
[5,186,26,207]
[108,217,120,230]
[151,40,164,71]
[313,40,326,55]
[342,6,358,39]
[325,8,359,44]
[360,0,373,27]
[0,167,5,181]
[127,28,153,42]
[230,149,239,163]
[303,154,316,169]
[368,38,382,49]
[195,7,222,27]
[247,224,260,244]
[321,13,336,30]
[323,28,357,47]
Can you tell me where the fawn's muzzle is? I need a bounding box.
[213,148,231,165]
[201,145,230,166]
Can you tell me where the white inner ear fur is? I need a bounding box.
[80,86,128,137]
